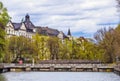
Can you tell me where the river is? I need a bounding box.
[1,72,120,81]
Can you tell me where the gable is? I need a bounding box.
[6,21,14,29]
[20,23,26,30]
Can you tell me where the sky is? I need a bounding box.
[1,0,119,38]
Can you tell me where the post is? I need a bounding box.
[71,66,76,72]
[50,66,54,71]
[93,64,98,72]
[32,58,34,66]
[25,67,31,71]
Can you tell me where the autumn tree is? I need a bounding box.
[47,37,59,60]
[113,24,120,61]
[94,28,116,63]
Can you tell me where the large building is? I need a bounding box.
[5,14,68,39]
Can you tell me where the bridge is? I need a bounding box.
[0,63,115,72]
[114,64,120,75]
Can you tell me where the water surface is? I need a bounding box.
[2,72,120,81]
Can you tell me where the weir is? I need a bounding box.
[0,63,116,72]
[114,64,120,76]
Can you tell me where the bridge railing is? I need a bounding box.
[39,60,102,64]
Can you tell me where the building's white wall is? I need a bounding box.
[6,21,15,37]
[20,23,26,30]
[57,32,64,39]
[6,21,13,28]
[5,22,35,38]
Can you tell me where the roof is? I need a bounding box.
[58,31,67,39]
[36,27,60,36]
[24,21,35,29]
[67,28,71,36]
[24,14,35,29]
[12,23,22,30]
[7,14,66,36]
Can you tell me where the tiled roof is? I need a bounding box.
[24,14,35,30]
[24,21,35,30]
[12,23,22,30]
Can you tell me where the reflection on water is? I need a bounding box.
[2,72,120,81]
[0,74,6,81]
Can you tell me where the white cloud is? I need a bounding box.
[1,0,119,38]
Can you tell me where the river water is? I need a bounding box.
[1,72,120,81]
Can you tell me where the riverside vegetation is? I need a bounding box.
[0,1,120,63]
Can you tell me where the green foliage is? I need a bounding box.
[47,37,59,60]
[94,26,120,63]
[4,33,106,63]
[5,27,120,63]
[4,36,35,63]
[59,39,71,59]
[0,2,9,26]
[0,2,9,62]
[32,34,50,62]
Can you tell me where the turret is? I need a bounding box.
[67,28,71,36]
[25,14,30,21]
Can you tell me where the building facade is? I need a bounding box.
[5,14,70,39]
[5,14,36,38]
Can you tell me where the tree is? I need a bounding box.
[113,24,120,61]
[47,37,59,60]
[6,36,35,63]
[59,39,71,60]
[94,28,116,63]
[33,34,50,62]
[0,2,9,62]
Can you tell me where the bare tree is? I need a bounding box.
[94,28,116,63]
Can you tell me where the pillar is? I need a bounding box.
[50,66,54,71]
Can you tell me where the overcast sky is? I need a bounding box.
[1,0,119,38]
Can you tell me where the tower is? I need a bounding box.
[25,14,30,21]
[24,14,35,32]
[67,28,71,36]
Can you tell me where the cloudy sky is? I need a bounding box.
[1,0,119,38]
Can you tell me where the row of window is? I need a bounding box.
[6,29,33,38]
